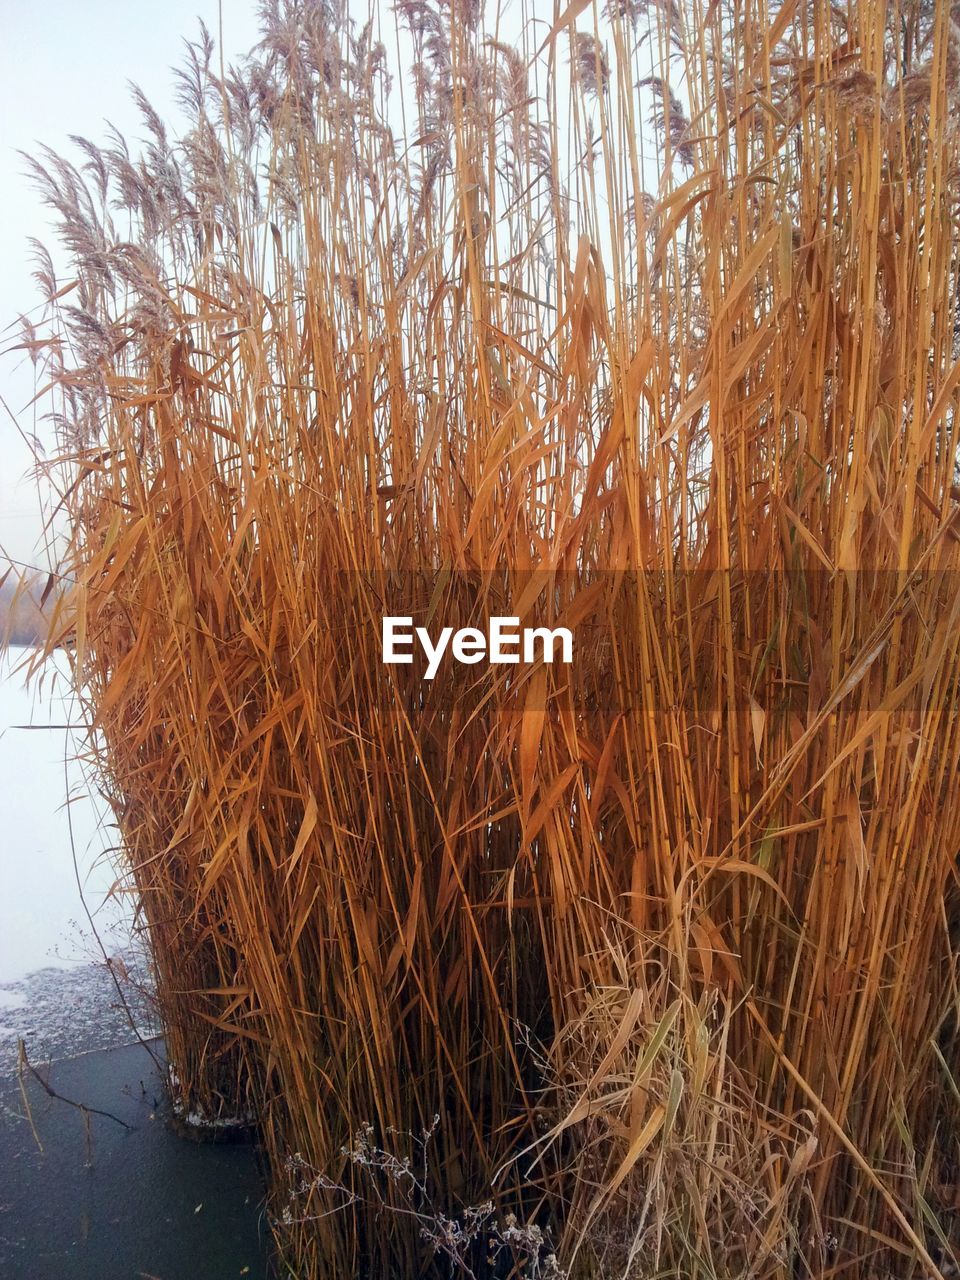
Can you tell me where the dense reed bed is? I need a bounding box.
[24,0,960,1273]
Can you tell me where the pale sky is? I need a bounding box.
[0,0,262,572]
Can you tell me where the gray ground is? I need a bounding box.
[0,1038,271,1280]
[0,956,271,1280]
[0,946,159,1074]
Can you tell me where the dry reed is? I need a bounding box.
[22,0,960,1274]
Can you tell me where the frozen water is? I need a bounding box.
[0,647,131,983]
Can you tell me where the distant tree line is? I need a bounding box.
[0,567,54,647]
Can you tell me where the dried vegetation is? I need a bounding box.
[21,0,960,1274]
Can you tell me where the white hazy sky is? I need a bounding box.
[0,0,263,572]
